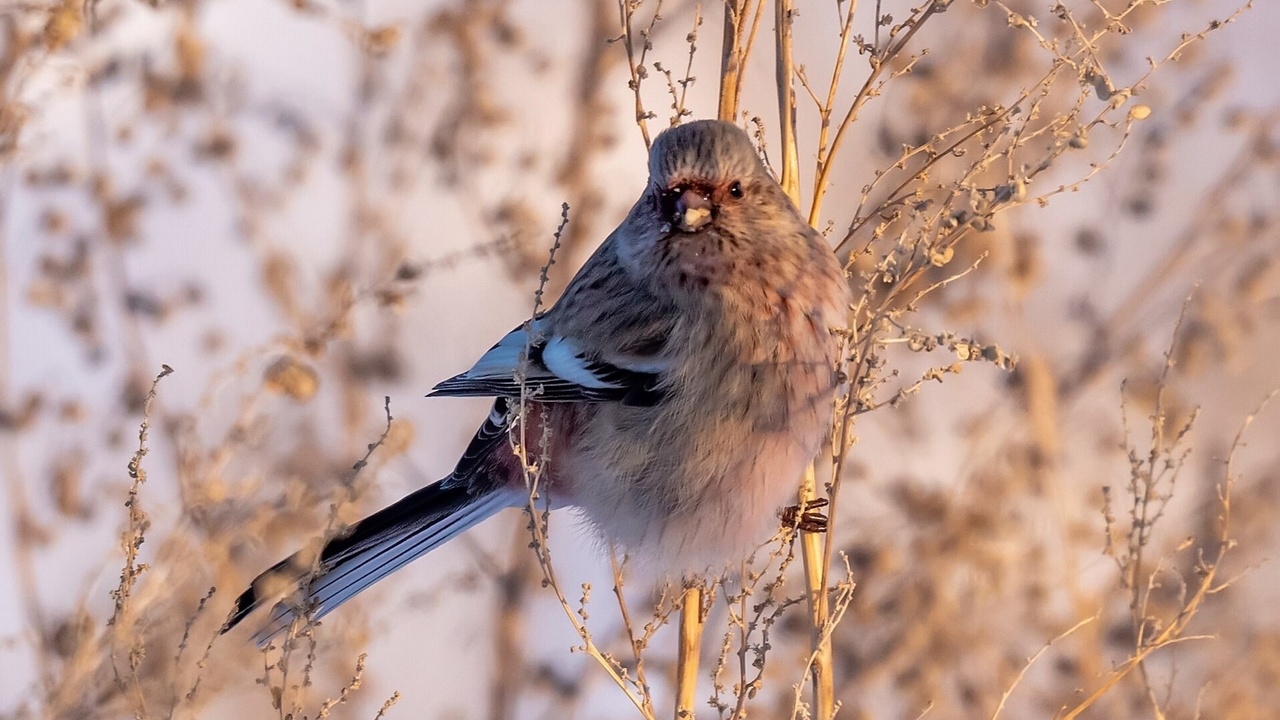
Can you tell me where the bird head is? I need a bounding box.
[647,120,769,234]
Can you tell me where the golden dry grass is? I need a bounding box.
[1,1,1278,719]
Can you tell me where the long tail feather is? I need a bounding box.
[225,480,515,644]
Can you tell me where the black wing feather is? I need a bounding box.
[428,338,665,406]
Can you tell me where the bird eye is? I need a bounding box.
[728,181,744,198]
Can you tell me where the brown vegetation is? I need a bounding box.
[1,1,1277,719]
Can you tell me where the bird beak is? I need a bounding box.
[674,187,713,232]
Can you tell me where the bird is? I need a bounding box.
[225,119,850,643]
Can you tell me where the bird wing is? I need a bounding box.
[428,319,666,405]
[429,238,674,407]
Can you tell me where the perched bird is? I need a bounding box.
[226,119,850,642]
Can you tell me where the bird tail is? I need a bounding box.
[224,479,516,644]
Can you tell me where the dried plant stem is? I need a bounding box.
[675,582,706,718]
[1061,636,1212,720]
[990,615,1097,720]
[808,0,858,205]
[790,557,856,720]
[772,5,837,713]
[718,1,745,121]
[672,5,702,123]
[718,0,765,121]
[110,363,175,719]
[1061,394,1271,720]
[773,0,799,201]
[514,207,656,719]
[798,464,835,720]
[609,548,656,709]
[514,434,655,719]
[619,0,656,147]
[808,1,943,224]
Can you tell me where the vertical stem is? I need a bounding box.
[799,465,835,720]
[718,0,743,121]
[675,583,706,718]
[772,5,835,715]
[774,0,800,201]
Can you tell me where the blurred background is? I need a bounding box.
[1,0,1278,718]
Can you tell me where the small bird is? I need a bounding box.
[226,119,850,642]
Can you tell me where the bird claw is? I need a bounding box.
[781,497,829,533]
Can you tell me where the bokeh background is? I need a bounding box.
[1,0,1279,718]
